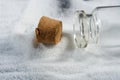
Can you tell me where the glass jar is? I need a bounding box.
[73,5,120,48]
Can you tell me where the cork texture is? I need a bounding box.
[35,16,62,44]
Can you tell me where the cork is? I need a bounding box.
[35,16,62,44]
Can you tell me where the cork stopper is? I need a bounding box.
[35,16,62,44]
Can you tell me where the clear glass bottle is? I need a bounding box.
[73,5,120,48]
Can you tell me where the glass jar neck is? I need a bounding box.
[73,5,120,48]
[73,10,100,48]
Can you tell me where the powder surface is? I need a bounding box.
[1,0,120,80]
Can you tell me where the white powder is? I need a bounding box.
[1,0,120,80]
